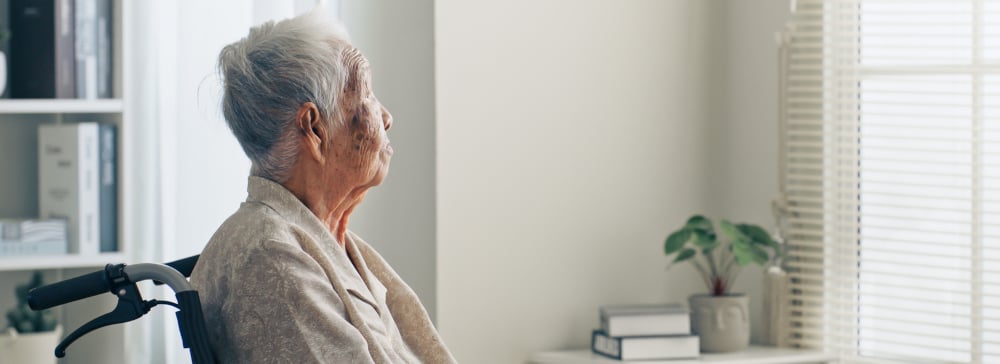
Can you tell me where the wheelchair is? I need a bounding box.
[27,256,215,364]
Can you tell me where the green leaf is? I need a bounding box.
[691,229,717,249]
[673,248,697,264]
[738,223,781,261]
[15,284,29,306]
[685,215,714,233]
[739,224,776,246]
[719,220,745,241]
[751,245,770,265]
[731,240,755,265]
[5,271,55,333]
[664,229,691,255]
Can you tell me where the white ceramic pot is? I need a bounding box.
[689,294,750,353]
[0,326,62,364]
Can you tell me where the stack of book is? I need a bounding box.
[38,122,117,255]
[0,219,68,256]
[10,0,113,99]
[592,303,699,361]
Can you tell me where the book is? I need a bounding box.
[592,329,699,361]
[600,303,691,337]
[39,123,101,255]
[11,0,76,98]
[95,0,112,98]
[75,0,98,99]
[0,219,68,256]
[73,0,111,99]
[98,124,117,252]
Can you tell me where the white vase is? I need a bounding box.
[761,266,790,347]
[0,326,62,364]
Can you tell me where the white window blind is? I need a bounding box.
[780,1,1000,363]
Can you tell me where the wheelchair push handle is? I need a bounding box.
[24,256,215,364]
[28,256,200,310]
[28,269,111,311]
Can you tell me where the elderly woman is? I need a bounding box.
[189,10,455,364]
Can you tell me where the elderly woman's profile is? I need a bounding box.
[189,9,456,363]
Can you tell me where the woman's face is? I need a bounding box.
[329,48,394,189]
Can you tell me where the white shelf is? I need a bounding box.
[530,346,837,364]
[0,99,124,114]
[0,252,130,272]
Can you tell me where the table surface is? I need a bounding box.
[529,345,837,364]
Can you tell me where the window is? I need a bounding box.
[781,1,1000,363]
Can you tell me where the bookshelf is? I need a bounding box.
[0,0,133,363]
[0,99,124,114]
[0,106,129,364]
[0,252,129,272]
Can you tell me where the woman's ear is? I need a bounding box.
[296,102,325,163]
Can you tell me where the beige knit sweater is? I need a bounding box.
[190,177,455,363]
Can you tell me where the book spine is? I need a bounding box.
[0,219,68,256]
[10,0,56,98]
[590,330,622,360]
[39,125,77,252]
[98,124,117,252]
[38,124,99,255]
[80,123,99,254]
[74,0,97,99]
[96,0,111,98]
[55,0,76,98]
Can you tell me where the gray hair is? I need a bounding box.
[218,8,352,183]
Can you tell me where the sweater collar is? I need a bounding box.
[245,176,339,247]
[244,176,378,301]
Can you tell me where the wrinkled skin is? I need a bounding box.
[283,46,393,245]
[338,46,393,187]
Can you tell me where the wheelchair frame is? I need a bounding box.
[27,255,214,364]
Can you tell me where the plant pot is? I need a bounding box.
[689,294,750,353]
[0,326,62,364]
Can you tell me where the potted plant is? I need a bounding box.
[664,215,780,353]
[2,271,61,364]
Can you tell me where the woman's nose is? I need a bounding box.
[382,105,393,131]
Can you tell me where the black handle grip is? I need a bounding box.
[28,268,111,311]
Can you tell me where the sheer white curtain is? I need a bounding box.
[122,1,336,362]
[781,0,1000,363]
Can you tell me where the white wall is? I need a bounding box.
[339,0,439,321]
[703,0,792,344]
[435,1,711,362]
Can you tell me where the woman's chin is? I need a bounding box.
[369,164,391,187]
